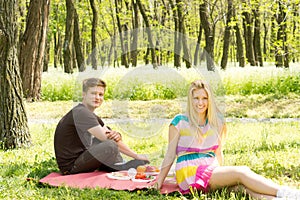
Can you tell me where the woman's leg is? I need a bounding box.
[209,166,280,197]
[231,185,277,200]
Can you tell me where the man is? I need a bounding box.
[54,78,149,175]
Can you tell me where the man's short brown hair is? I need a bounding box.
[82,78,106,92]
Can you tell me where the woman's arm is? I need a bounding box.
[156,125,180,189]
[216,123,227,165]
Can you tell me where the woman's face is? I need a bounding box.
[192,88,208,115]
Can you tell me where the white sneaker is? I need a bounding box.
[277,187,300,199]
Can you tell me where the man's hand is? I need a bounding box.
[136,154,149,162]
[105,130,122,142]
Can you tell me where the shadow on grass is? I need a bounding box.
[27,157,59,179]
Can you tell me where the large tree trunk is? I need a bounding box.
[136,0,157,68]
[19,0,50,101]
[0,0,31,149]
[220,0,233,70]
[63,0,74,73]
[200,1,215,71]
[90,0,98,70]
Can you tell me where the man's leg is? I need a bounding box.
[70,140,119,174]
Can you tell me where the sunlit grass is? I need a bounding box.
[0,120,299,199]
[41,64,300,101]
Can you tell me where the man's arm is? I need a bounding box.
[88,125,108,141]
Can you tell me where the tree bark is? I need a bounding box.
[63,0,74,73]
[200,1,215,71]
[220,0,233,70]
[19,0,50,100]
[90,0,98,70]
[0,0,31,149]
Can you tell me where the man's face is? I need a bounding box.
[82,86,105,111]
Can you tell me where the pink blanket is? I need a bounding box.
[39,171,179,194]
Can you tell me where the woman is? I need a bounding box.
[155,80,299,199]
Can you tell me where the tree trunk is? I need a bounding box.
[131,0,139,67]
[200,1,215,71]
[169,0,180,68]
[242,3,256,66]
[275,0,289,68]
[0,0,31,149]
[253,8,263,66]
[115,0,129,68]
[74,9,85,71]
[63,0,74,73]
[43,35,50,72]
[136,0,157,68]
[89,0,98,70]
[193,25,203,66]
[177,0,191,68]
[19,0,50,101]
[235,21,245,67]
[220,0,233,70]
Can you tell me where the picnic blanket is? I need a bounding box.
[39,171,179,194]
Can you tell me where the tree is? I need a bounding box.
[63,0,75,73]
[19,0,50,100]
[90,0,98,70]
[0,0,31,149]
[220,0,233,70]
[200,0,215,71]
[136,0,158,68]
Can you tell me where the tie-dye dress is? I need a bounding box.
[171,114,221,194]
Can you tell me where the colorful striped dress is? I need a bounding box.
[171,114,220,194]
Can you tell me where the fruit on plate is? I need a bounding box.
[145,165,160,172]
[136,165,146,173]
[135,172,146,179]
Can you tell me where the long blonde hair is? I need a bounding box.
[186,80,223,138]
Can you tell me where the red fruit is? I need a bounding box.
[146,166,157,172]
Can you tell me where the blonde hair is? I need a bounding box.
[186,80,223,138]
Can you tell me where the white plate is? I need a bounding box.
[131,177,156,183]
[145,171,159,176]
[106,172,131,180]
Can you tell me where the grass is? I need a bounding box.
[1,120,299,199]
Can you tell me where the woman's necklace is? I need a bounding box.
[198,118,208,128]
